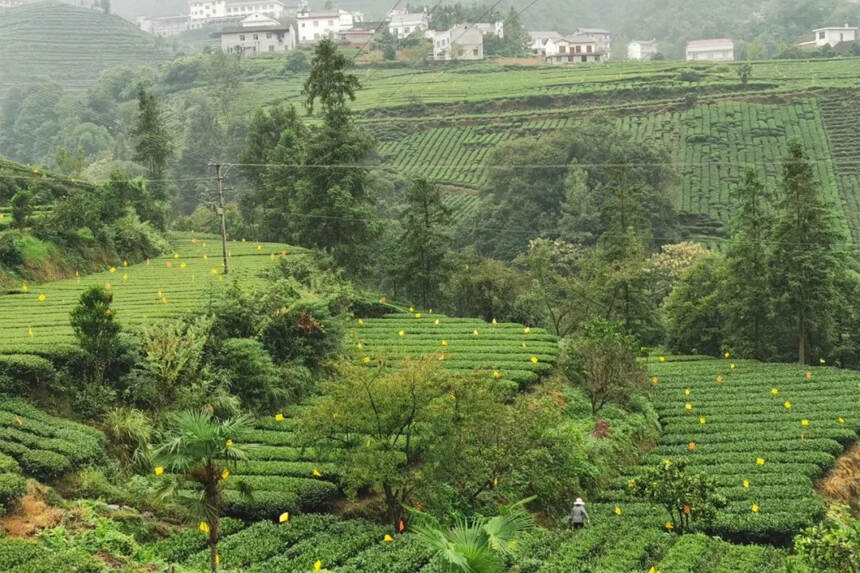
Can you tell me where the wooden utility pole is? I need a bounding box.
[214,163,229,275]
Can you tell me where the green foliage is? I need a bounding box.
[102,407,152,472]
[793,504,860,573]
[303,39,361,116]
[561,319,649,414]
[0,472,26,509]
[0,355,56,394]
[769,140,850,364]
[409,498,534,573]
[259,301,344,372]
[663,256,726,356]
[394,178,453,308]
[211,338,282,413]
[130,88,172,218]
[10,190,34,230]
[722,169,774,359]
[70,286,121,385]
[629,458,727,533]
[153,410,253,571]
[135,316,212,408]
[20,449,72,481]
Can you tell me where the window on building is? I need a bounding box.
[473,48,478,56]
[575,45,581,53]
[559,45,566,53]
[266,33,272,38]
[269,45,274,51]
[581,55,587,62]
[314,20,319,27]
[819,31,825,39]
[587,45,592,53]
[239,34,245,40]
[328,20,333,26]
[253,34,259,40]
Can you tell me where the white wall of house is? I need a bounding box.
[576,28,611,60]
[297,9,354,44]
[814,26,858,47]
[137,15,190,37]
[686,39,734,61]
[388,12,429,39]
[188,1,286,29]
[628,40,658,60]
[429,25,483,61]
[220,24,295,54]
[544,37,601,64]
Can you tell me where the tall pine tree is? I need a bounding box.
[722,168,774,359]
[130,88,173,229]
[769,140,847,364]
[293,39,377,273]
[395,178,453,308]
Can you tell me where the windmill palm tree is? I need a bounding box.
[409,498,535,573]
[153,410,253,571]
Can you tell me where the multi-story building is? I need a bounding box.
[387,10,429,39]
[812,25,857,47]
[576,28,611,60]
[427,24,484,61]
[137,15,191,37]
[685,38,734,62]
[296,6,358,44]
[627,39,658,61]
[218,13,296,55]
[188,0,287,30]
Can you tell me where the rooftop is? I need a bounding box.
[298,10,340,19]
[218,24,293,35]
[687,38,734,48]
[813,25,857,31]
[529,30,564,40]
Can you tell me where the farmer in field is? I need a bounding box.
[570,498,590,529]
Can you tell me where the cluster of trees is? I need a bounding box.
[665,143,858,366]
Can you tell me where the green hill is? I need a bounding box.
[0,1,171,96]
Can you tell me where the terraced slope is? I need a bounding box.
[378,99,852,246]
[0,2,170,95]
[0,396,105,480]
[0,234,298,356]
[819,92,860,243]
[351,312,559,388]
[599,357,858,541]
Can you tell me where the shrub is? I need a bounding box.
[212,338,282,412]
[0,453,20,473]
[260,301,343,370]
[0,355,56,394]
[19,450,71,481]
[0,472,26,510]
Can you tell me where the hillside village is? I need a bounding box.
[0,0,859,572]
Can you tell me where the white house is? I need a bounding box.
[218,13,296,55]
[137,15,190,37]
[388,11,429,39]
[543,34,603,64]
[188,0,287,29]
[427,24,483,61]
[812,25,857,47]
[296,7,358,44]
[474,21,504,39]
[529,31,564,55]
[628,39,658,61]
[686,38,734,62]
[576,28,611,60]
